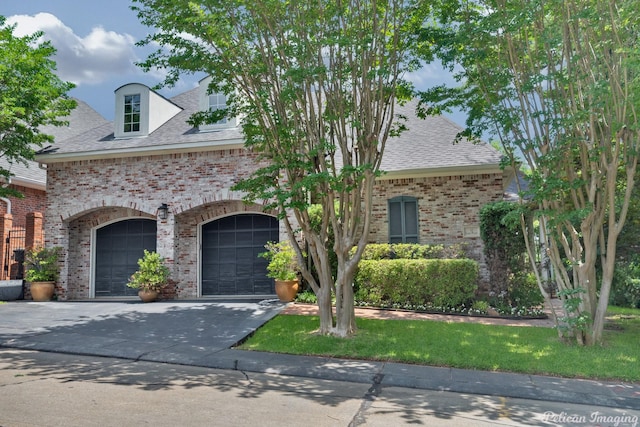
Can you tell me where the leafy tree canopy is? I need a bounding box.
[133,0,431,336]
[420,0,640,345]
[0,16,76,197]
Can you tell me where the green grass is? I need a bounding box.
[239,307,640,382]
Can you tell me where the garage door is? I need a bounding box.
[201,214,279,296]
[94,219,157,297]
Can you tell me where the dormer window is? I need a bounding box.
[114,83,181,139]
[198,76,236,131]
[124,94,141,133]
[208,93,228,125]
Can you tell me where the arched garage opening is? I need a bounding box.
[201,214,279,296]
[94,218,157,297]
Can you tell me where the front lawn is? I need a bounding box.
[238,306,640,382]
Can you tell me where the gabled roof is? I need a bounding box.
[35,86,502,176]
[1,99,108,189]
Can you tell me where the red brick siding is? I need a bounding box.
[45,145,504,299]
[45,149,273,300]
[0,185,46,227]
[370,173,504,284]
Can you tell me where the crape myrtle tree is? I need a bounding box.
[0,16,76,197]
[133,0,430,336]
[421,0,640,345]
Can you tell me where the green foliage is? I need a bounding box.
[471,300,489,314]
[24,247,62,282]
[260,241,299,281]
[616,174,640,261]
[508,272,544,308]
[557,288,592,337]
[0,17,76,197]
[479,201,528,292]
[611,257,640,309]
[126,250,170,292]
[295,290,318,304]
[422,0,640,345]
[133,0,432,335]
[359,243,467,260]
[354,259,478,309]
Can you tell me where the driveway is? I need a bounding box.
[0,299,286,365]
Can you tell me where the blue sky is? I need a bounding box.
[3,1,462,124]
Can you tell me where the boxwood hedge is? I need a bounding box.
[354,258,479,309]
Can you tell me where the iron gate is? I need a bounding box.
[4,227,26,280]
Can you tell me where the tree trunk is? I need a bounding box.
[316,284,334,335]
[333,265,357,337]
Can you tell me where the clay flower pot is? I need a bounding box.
[275,279,299,302]
[138,289,159,303]
[30,281,55,302]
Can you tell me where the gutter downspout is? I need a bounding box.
[0,197,10,215]
[1,175,11,215]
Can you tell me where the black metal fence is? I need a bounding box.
[3,227,26,280]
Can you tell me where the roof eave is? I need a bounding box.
[35,139,247,163]
[378,163,502,180]
[6,176,46,191]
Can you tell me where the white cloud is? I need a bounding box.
[7,13,140,86]
[406,61,459,91]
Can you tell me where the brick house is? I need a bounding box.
[35,78,504,300]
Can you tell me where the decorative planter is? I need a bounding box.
[29,281,55,302]
[275,279,299,302]
[138,289,159,303]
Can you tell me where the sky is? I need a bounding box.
[3,0,463,124]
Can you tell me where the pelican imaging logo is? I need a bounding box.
[542,411,638,426]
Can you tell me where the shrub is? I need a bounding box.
[126,250,170,292]
[471,300,490,314]
[508,272,544,308]
[354,259,478,309]
[260,241,299,281]
[295,290,318,304]
[611,257,640,308]
[479,201,530,295]
[24,247,62,282]
[359,243,467,260]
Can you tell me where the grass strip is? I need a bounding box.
[239,307,640,382]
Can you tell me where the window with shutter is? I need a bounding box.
[388,196,419,243]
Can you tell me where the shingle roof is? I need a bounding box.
[38,87,244,157]
[381,99,502,174]
[1,99,108,186]
[36,88,502,174]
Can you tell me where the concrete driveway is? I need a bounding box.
[0,299,286,365]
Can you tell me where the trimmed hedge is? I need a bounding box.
[354,258,479,309]
[359,243,468,260]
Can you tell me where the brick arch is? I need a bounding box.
[171,189,265,216]
[60,198,160,222]
[171,199,278,298]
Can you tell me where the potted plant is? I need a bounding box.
[126,250,170,302]
[24,246,62,302]
[260,240,300,302]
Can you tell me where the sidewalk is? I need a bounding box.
[1,299,639,411]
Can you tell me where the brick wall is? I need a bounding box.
[45,149,269,299]
[0,185,46,227]
[370,173,504,284]
[45,146,503,299]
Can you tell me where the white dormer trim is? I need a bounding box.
[198,76,237,132]
[114,83,182,139]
